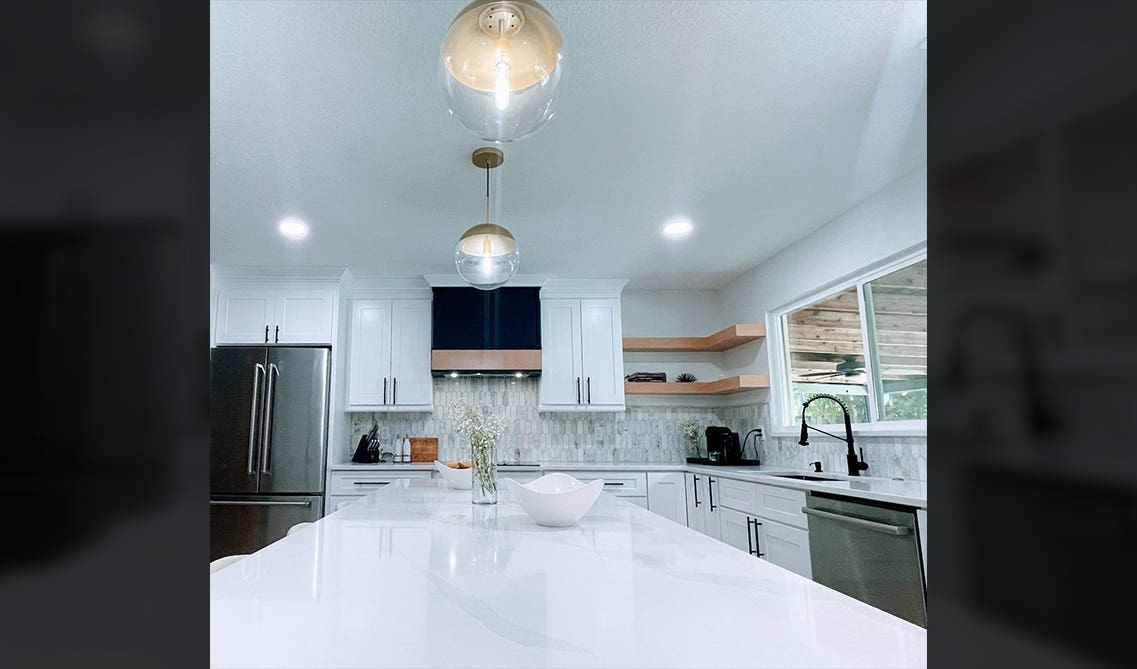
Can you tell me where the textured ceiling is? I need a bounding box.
[210,1,927,289]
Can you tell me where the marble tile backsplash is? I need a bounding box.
[345,377,927,480]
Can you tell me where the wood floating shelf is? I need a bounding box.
[624,374,770,395]
[623,323,766,353]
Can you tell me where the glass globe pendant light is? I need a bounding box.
[440,0,564,143]
[455,147,519,290]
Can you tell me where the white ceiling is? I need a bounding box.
[210,1,926,289]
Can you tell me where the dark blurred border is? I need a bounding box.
[0,2,206,667]
[932,2,1137,668]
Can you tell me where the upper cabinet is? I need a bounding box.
[539,284,626,411]
[347,298,432,412]
[215,282,336,345]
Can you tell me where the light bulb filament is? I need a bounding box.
[494,34,511,110]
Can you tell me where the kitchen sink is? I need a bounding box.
[769,474,841,481]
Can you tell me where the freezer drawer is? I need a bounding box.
[210,495,323,561]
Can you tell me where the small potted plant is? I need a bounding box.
[679,419,701,458]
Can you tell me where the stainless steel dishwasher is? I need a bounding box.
[803,493,927,627]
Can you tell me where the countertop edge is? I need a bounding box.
[328,462,926,507]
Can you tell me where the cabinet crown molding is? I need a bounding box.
[540,278,628,300]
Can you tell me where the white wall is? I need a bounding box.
[718,166,928,377]
[620,289,729,384]
[620,290,725,336]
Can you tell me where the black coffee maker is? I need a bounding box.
[704,426,741,463]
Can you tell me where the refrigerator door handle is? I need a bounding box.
[261,363,279,474]
[247,363,266,475]
[210,499,312,507]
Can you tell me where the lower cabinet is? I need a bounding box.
[756,517,812,578]
[623,496,648,509]
[688,474,814,579]
[718,507,758,555]
[647,472,687,525]
[326,470,432,517]
[684,473,722,540]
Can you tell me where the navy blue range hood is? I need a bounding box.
[430,287,541,377]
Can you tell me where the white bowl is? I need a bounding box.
[434,460,472,489]
[505,473,604,527]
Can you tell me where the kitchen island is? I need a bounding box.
[210,479,926,668]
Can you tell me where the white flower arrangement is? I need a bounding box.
[679,419,700,454]
[447,398,506,498]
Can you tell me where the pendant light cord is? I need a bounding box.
[485,164,491,224]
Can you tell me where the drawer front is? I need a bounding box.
[329,470,431,495]
[755,484,808,529]
[717,478,760,516]
[544,470,647,497]
[496,471,544,484]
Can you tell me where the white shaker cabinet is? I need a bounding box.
[684,473,721,540]
[647,472,687,525]
[718,507,759,555]
[539,297,624,412]
[756,519,812,578]
[215,282,335,345]
[347,298,432,412]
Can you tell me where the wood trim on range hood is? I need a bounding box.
[431,349,541,371]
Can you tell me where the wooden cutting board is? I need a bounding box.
[410,437,439,463]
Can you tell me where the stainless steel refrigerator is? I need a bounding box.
[210,346,330,561]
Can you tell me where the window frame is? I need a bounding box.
[767,244,928,437]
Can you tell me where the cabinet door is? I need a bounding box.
[718,507,756,555]
[758,518,812,578]
[274,288,335,344]
[647,472,687,525]
[578,298,624,408]
[623,497,648,509]
[539,299,583,407]
[389,299,433,407]
[216,288,274,344]
[685,473,705,534]
[348,300,392,407]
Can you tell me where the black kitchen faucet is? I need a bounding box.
[798,394,869,476]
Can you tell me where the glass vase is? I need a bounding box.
[471,439,498,505]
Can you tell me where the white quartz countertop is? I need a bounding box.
[329,462,926,508]
[211,480,926,668]
[684,465,928,508]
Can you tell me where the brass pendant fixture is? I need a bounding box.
[455,147,519,290]
[439,0,564,143]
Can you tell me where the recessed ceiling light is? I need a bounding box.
[277,216,309,241]
[660,217,694,240]
[515,372,525,378]
[449,371,459,378]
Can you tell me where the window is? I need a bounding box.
[776,252,927,429]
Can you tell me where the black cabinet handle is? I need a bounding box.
[576,377,581,404]
[754,519,765,557]
[692,475,700,507]
[708,477,716,511]
[275,325,280,342]
[383,377,388,404]
[746,517,755,555]
[264,325,269,343]
[393,377,397,404]
[587,377,591,404]
[603,481,624,486]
